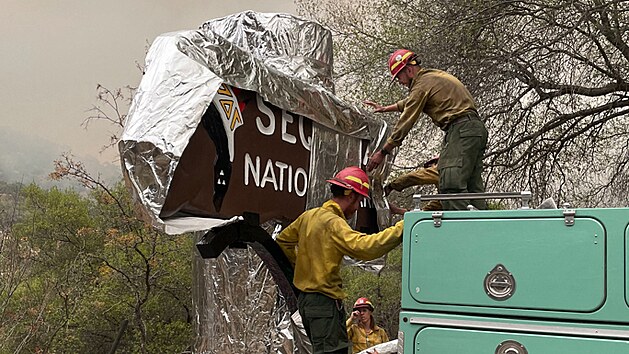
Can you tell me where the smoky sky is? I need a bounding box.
[0,0,297,170]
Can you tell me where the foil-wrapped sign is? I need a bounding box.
[160,84,312,224]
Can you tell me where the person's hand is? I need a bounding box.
[367,150,385,172]
[350,310,360,323]
[389,202,408,215]
[363,100,386,113]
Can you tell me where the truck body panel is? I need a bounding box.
[400,206,629,352]
[399,311,629,353]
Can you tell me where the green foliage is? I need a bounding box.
[298,0,629,207]
[0,180,193,353]
[140,321,192,354]
[342,246,403,339]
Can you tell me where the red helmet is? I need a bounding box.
[353,297,374,311]
[327,166,370,198]
[388,49,417,81]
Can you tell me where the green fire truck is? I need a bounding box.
[398,192,629,353]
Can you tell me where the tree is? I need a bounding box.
[342,245,403,339]
[82,84,134,154]
[0,175,194,353]
[0,78,195,352]
[296,0,629,208]
[45,86,194,352]
[0,182,38,353]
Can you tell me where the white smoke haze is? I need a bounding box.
[0,126,120,189]
[0,0,296,187]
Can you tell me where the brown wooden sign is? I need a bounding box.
[161,84,313,223]
[161,84,380,234]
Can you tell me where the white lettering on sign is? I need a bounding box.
[255,96,312,151]
[281,111,297,144]
[244,154,260,187]
[275,161,290,192]
[256,95,275,135]
[299,115,311,151]
[261,159,278,190]
[294,168,307,197]
[244,153,308,197]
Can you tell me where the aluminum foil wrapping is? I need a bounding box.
[193,245,295,353]
[119,11,395,354]
[119,11,393,231]
[357,340,398,354]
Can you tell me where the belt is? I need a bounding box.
[443,111,479,131]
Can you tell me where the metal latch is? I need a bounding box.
[484,264,516,301]
[496,340,527,354]
[563,209,575,226]
[432,211,443,227]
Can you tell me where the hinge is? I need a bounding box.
[563,209,575,226]
[432,211,443,227]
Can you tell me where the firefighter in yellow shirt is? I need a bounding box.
[276,166,403,354]
[346,297,389,353]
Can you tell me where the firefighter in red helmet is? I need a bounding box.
[365,48,489,210]
[347,297,389,353]
[276,166,403,353]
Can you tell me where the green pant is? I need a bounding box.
[438,116,488,210]
[298,292,350,354]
